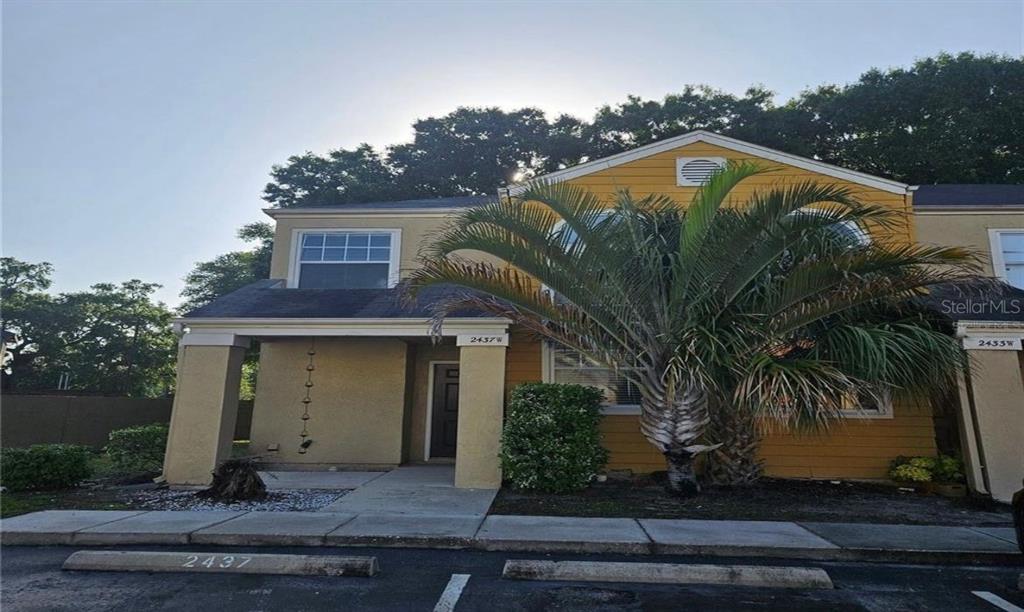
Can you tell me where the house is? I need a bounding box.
[914,185,1024,503]
[164,131,1021,495]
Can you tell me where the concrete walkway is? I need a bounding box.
[258,470,386,491]
[2,510,1019,564]
[319,465,497,517]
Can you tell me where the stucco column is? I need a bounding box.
[958,348,1024,503]
[163,335,248,486]
[454,344,507,489]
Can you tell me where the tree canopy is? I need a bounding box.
[179,222,274,313]
[262,53,1024,209]
[1,257,177,397]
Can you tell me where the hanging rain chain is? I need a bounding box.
[298,338,316,454]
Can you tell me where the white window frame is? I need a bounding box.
[287,228,402,289]
[541,342,642,415]
[793,207,871,246]
[988,229,1024,288]
[840,389,894,420]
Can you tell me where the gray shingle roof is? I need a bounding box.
[913,185,1024,207]
[182,280,492,319]
[920,279,1024,323]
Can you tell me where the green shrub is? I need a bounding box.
[0,444,94,491]
[500,382,609,493]
[933,455,965,483]
[888,454,965,484]
[105,423,169,475]
[890,463,932,483]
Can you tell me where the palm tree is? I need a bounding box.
[407,163,975,496]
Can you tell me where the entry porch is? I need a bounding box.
[162,317,512,489]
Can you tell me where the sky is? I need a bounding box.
[3,0,1022,307]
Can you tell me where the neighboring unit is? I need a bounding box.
[915,184,1024,503]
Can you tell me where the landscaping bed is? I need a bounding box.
[490,477,1014,526]
[0,484,346,517]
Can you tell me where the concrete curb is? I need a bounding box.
[62,550,379,577]
[8,534,1020,565]
[502,559,835,589]
[3,510,1020,566]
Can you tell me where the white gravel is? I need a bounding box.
[127,488,346,512]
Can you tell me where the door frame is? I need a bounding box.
[424,360,459,461]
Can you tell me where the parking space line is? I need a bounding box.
[973,591,1024,612]
[434,573,470,612]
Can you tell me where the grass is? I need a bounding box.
[0,488,131,518]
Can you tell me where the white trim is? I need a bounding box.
[914,206,1024,214]
[424,360,459,461]
[840,390,894,420]
[988,228,1024,287]
[176,317,510,338]
[178,333,251,348]
[506,130,909,195]
[287,228,402,289]
[265,208,463,219]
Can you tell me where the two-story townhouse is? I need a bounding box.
[164,131,1020,495]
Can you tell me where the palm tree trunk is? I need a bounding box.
[664,445,700,496]
[705,407,763,486]
[638,377,713,497]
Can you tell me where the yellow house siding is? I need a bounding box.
[601,398,937,479]
[565,141,912,245]
[495,333,936,480]
[504,327,543,392]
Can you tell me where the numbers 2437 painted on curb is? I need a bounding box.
[182,554,252,569]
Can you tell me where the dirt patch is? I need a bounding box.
[490,477,1013,526]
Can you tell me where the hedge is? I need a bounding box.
[500,382,609,493]
[105,423,169,475]
[0,444,94,491]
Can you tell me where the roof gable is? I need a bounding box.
[511,130,909,195]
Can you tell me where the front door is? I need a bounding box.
[430,364,460,458]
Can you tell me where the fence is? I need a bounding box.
[1,395,253,449]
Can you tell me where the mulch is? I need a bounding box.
[489,477,1014,526]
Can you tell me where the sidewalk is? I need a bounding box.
[2,510,1019,564]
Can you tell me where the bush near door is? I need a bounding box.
[500,383,609,493]
[0,444,94,491]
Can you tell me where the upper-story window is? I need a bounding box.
[990,230,1024,289]
[292,230,400,289]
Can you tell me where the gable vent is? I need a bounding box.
[676,157,726,186]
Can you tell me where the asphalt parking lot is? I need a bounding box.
[2,545,1022,611]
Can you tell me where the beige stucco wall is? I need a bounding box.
[915,210,1024,276]
[269,215,445,281]
[250,337,409,467]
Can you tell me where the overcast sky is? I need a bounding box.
[3,0,1022,307]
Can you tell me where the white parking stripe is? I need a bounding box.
[973,591,1024,612]
[434,573,470,612]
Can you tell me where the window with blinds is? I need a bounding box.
[549,345,642,413]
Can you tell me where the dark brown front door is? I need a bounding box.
[430,364,460,458]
